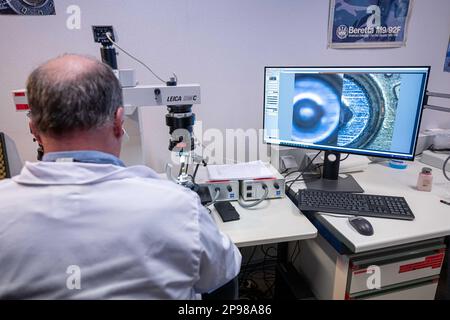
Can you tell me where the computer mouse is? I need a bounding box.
[348,217,374,236]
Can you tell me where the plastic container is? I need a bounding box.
[389,160,407,169]
[417,167,433,192]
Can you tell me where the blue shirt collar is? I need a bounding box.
[42,150,125,167]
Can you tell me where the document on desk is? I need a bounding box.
[207,160,274,181]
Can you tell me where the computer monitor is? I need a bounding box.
[263,66,430,192]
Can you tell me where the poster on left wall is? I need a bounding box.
[0,0,55,15]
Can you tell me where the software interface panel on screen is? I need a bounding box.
[263,67,429,160]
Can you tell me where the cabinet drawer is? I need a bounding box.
[348,244,445,295]
[353,277,439,300]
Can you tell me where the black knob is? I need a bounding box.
[274,183,280,190]
[227,185,232,192]
[154,88,161,96]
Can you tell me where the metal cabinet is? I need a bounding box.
[293,235,445,300]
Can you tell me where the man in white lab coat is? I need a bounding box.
[0,54,241,299]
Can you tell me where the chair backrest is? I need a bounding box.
[0,132,23,179]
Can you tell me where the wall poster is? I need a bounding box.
[0,0,55,15]
[328,0,413,48]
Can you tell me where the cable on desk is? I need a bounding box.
[287,151,322,192]
[340,153,350,162]
[444,155,450,181]
[205,188,221,207]
[238,185,269,208]
[283,169,301,179]
[283,164,318,180]
[285,168,322,185]
[430,145,450,152]
[283,153,323,180]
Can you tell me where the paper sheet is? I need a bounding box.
[207,161,274,181]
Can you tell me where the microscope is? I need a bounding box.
[92,26,211,202]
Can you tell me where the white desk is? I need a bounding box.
[158,172,317,248]
[292,160,450,253]
[210,197,317,248]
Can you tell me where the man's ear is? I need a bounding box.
[113,107,125,138]
[29,121,43,144]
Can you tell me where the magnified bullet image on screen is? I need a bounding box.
[291,72,399,151]
[263,67,430,160]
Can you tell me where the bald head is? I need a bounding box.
[27,54,123,135]
[38,54,99,83]
[27,54,125,157]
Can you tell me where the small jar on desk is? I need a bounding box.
[417,167,433,192]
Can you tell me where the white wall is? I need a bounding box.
[1,0,449,171]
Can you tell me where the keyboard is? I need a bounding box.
[297,189,415,221]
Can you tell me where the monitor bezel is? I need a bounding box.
[262,65,431,162]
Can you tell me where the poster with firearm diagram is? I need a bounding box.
[328,0,413,48]
[0,0,55,15]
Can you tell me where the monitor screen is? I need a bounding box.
[263,66,430,161]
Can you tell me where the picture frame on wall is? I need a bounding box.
[0,0,55,15]
[328,0,413,48]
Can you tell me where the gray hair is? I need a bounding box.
[27,54,123,135]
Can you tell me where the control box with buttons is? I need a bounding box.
[239,164,285,201]
[198,180,239,202]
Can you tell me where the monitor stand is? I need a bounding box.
[305,150,364,193]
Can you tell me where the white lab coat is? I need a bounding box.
[0,161,241,299]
